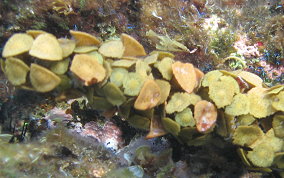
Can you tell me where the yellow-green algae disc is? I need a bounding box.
[50,58,70,75]
[123,72,145,96]
[154,57,173,80]
[29,33,63,61]
[4,57,30,86]
[161,117,181,136]
[247,142,274,167]
[92,96,113,111]
[272,114,284,138]
[98,40,125,58]
[2,33,34,58]
[58,38,76,58]
[274,152,284,169]
[110,68,128,88]
[208,75,239,108]
[175,108,195,127]
[136,60,151,77]
[112,59,136,68]
[237,115,255,126]
[232,125,264,147]
[165,92,192,114]
[74,46,98,53]
[202,70,223,87]
[103,82,126,106]
[248,87,276,118]
[272,91,284,111]
[225,93,249,116]
[30,63,61,92]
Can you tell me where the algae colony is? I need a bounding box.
[0,0,284,177]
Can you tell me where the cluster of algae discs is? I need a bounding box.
[1,30,284,171]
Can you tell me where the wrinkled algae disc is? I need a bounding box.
[30,63,61,92]
[172,61,196,93]
[4,57,30,86]
[175,108,195,127]
[248,87,276,118]
[110,68,128,88]
[92,96,113,111]
[70,30,101,46]
[194,100,217,133]
[247,142,274,167]
[29,33,63,61]
[144,53,158,65]
[70,54,106,86]
[121,33,146,57]
[154,57,173,80]
[58,38,76,58]
[98,40,125,58]
[134,79,161,110]
[149,50,175,60]
[103,82,126,106]
[225,93,249,116]
[267,85,284,95]
[2,33,34,58]
[232,125,264,147]
[202,70,223,87]
[165,92,192,114]
[123,72,145,96]
[87,51,104,64]
[136,60,151,77]
[208,76,239,108]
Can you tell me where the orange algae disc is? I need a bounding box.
[70,54,106,86]
[194,100,217,133]
[70,30,101,46]
[121,33,146,57]
[134,79,161,110]
[172,61,197,93]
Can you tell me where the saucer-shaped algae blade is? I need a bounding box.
[232,125,263,147]
[225,93,249,116]
[127,114,150,130]
[194,100,217,133]
[201,70,223,87]
[70,30,101,46]
[175,108,195,127]
[29,33,63,61]
[247,142,274,167]
[121,33,146,57]
[50,58,70,75]
[165,92,191,114]
[110,68,128,88]
[248,87,276,118]
[70,54,106,86]
[58,38,76,57]
[98,40,125,58]
[103,82,126,106]
[172,61,197,93]
[134,79,161,110]
[208,76,239,108]
[112,60,136,68]
[2,33,34,58]
[123,72,145,96]
[26,30,47,38]
[30,63,61,92]
[4,57,30,86]
[154,57,173,80]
